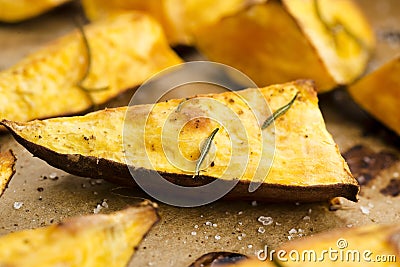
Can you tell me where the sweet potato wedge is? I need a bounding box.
[81,0,265,45]
[0,0,70,22]
[0,12,182,126]
[348,57,400,135]
[2,80,358,202]
[194,0,374,92]
[0,149,16,197]
[215,224,400,267]
[0,202,159,267]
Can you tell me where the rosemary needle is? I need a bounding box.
[262,92,298,130]
[76,21,109,92]
[193,128,219,178]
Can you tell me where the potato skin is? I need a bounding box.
[0,12,182,126]
[0,202,159,267]
[0,149,16,197]
[2,80,359,203]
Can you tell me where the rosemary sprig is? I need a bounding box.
[175,98,189,112]
[76,22,109,93]
[193,128,219,178]
[313,0,365,49]
[262,92,298,130]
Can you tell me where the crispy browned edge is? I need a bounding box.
[1,119,358,203]
[0,149,16,197]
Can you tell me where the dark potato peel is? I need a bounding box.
[2,80,359,202]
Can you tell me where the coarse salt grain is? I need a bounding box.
[93,204,102,214]
[257,216,273,226]
[258,226,266,234]
[360,206,370,215]
[13,202,23,210]
[215,235,221,240]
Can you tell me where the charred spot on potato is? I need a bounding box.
[380,178,400,197]
[343,145,398,186]
[189,252,248,267]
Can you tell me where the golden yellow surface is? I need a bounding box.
[348,57,400,135]
[81,0,265,45]
[0,12,182,124]
[194,0,374,92]
[0,0,70,22]
[0,203,159,267]
[0,150,15,197]
[2,81,357,191]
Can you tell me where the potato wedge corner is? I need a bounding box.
[0,0,70,22]
[81,0,266,45]
[0,202,159,267]
[194,0,374,92]
[203,224,400,267]
[2,80,359,202]
[0,149,16,197]
[348,57,400,135]
[0,12,182,126]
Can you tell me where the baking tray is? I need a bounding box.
[0,1,399,266]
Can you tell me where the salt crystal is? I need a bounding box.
[49,173,58,180]
[191,231,197,236]
[393,172,399,178]
[212,223,218,227]
[288,228,297,235]
[238,222,243,226]
[258,226,266,234]
[13,202,23,210]
[247,244,253,248]
[238,211,243,215]
[251,201,257,206]
[237,236,243,241]
[101,200,108,208]
[308,208,312,214]
[241,233,247,237]
[360,206,370,215]
[194,225,199,229]
[257,216,273,226]
[288,236,292,240]
[205,221,212,226]
[93,204,102,214]
[275,222,282,226]
[346,224,353,228]
[303,216,310,221]
[214,235,221,240]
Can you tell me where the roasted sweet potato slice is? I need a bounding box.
[0,12,182,126]
[0,0,70,22]
[194,0,374,92]
[348,57,400,135]
[0,202,159,267]
[200,224,400,266]
[81,0,265,45]
[0,149,16,197]
[2,80,358,202]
